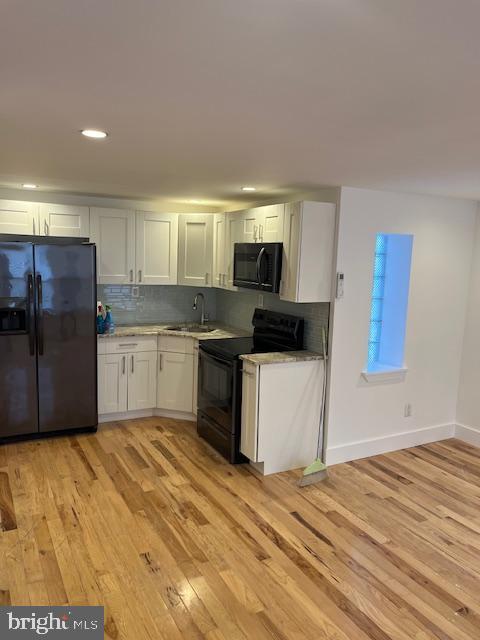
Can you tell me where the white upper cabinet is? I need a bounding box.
[0,200,39,235]
[225,211,244,290]
[281,201,336,303]
[39,204,90,238]
[256,204,284,243]
[238,209,258,243]
[213,213,226,288]
[90,208,135,285]
[177,213,214,287]
[136,211,178,285]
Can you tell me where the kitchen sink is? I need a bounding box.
[165,324,216,333]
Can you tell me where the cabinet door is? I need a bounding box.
[280,201,335,303]
[0,200,39,235]
[225,212,244,289]
[39,204,90,238]
[157,351,194,413]
[178,214,214,287]
[90,208,135,284]
[280,202,302,301]
[192,342,199,416]
[258,204,284,243]
[239,209,259,243]
[136,211,178,285]
[98,354,128,414]
[240,363,259,461]
[128,351,157,411]
[213,213,226,288]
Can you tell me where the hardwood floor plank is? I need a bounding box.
[1,421,480,639]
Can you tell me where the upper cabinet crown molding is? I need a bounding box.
[136,211,178,285]
[0,200,39,236]
[39,203,90,238]
[90,207,136,285]
[177,213,214,287]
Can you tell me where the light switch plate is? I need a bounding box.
[336,272,344,298]
[131,286,140,298]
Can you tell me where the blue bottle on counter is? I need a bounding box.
[105,305,115,335]
[96,305,105,335]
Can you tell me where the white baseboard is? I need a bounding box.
[326,422,455,466]
[99,409,196,424]
[455,423,480,447]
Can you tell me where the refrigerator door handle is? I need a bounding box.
[36,274,44,356]
[27,274,35,356]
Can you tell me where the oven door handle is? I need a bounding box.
[200,350,231,368]
[256,247,266,285]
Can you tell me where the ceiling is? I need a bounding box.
[2,0,480,205]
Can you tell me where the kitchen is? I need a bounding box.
[0,199,333,476]
[2,2,480,639]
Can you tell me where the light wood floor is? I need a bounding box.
[1,419,480,639]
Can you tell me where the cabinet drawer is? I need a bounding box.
[157,335,194,355]
[100,336,158,354]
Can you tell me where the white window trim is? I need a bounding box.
[361,367,408,384]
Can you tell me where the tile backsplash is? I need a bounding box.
[97,285,217,326]
[216,289,329,352]
[98,285,329,352]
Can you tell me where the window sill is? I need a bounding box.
[361,367,408,384]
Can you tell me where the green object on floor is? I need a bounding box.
[299,459,328,486]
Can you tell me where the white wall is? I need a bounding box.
[456,206,480,446]
[326,187,477,465]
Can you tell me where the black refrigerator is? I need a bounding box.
[0,236,98,440]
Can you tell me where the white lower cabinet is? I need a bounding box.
[127,351,158,411]
[98,354,128,414]
[97,338,157,415]
[157,351,194,413]
[240,362,259,461]
[192,341,199,416]
[240,359,324,475]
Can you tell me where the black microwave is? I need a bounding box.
[233,242,283,293]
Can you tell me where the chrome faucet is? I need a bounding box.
[193,292,209,325]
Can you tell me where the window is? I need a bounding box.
[366,233,413,373]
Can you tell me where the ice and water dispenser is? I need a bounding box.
[0,301,27,333]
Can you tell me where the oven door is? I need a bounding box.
[198,350,235,432]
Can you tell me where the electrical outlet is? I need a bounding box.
[404,403,412,417]
[131,286,140,298]
[258,294,264,308]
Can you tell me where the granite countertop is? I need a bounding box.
[240,351,324,365]
[98,322,250,341]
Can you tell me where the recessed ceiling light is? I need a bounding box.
[81,129,108,139]
[22,183,38,189]
[241,186,256,192]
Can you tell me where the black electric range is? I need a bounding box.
[197,308,304,463]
